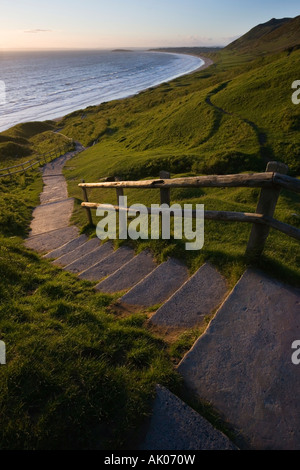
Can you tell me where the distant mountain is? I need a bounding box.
[226,15,300,54]
[112,49,134,52]
[150,47,222,56]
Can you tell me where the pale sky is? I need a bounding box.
[0,0,299,50]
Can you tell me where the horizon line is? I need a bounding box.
[0,45,225,52]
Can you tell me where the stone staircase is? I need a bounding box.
[24,150,300,450]
[33,232,229,322]
[178,269,300,450]
[27,228,237,450]
[32,232,229,324]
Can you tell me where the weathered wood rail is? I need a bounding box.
[79,162,300,259]
[0,141,74,178]
[80,172,276,190]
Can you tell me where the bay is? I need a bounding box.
[0,50,202,132]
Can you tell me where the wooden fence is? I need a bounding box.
[78,161,300,259]
[0,141,74,178]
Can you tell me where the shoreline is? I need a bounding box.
[146,50,214,77]
[186,55,214,73]
[53,54,213,124]
[3,51,214,129]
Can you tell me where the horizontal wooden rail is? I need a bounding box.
[79,172,275,190]
[82,202,300,242]
[79,172,300,193]
[1,155,40,171]
[273,173,300,194]
[79,162,300,259]
[0,141,74,178]
[1,159,45,177]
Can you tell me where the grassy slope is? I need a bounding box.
[60,47,300,286]
[0,174,179,450]
[212,51,300,171]
[227,16,300,55]
[0,75,217,452]
[0,121,73,169]
[0,19,299,449]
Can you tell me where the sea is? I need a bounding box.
[0,50,203,132]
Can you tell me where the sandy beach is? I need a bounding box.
[193,56,214,71]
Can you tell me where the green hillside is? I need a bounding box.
[226,15,300,55]
[0,15,299,450]
[59,20,300,181]
[54,16,300,284]
[0,121,73,168]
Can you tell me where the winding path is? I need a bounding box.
[25,141,85,251]
[23,123,300,451]
[205,82,272,162]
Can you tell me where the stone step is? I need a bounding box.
[140,385,237,450]
[28,198,75,237]
[40,175,68,204]
[177,269,300,450]
[78,245,135,281]
[95,250,157,293]
[24,226,79,253]
[150,263,228,328]
[42,234,88,259]
[63,241,114,274]
[42,151,75,176]
[120,257,189,307]
[52,237,101,266]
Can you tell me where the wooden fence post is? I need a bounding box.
[114,176,126,238]
[159,170,171,205]
[245,161,288,259]
[81,179,93,225]
[114,176,124,204]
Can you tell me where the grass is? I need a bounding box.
[227,16,300,56]
[0,121,73,169]
[0,174,180,450]
[0,23,299,449]
[58,45,300,287]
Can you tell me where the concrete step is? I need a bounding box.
[25,149,85,255]
[42,151,75,176]
[24,226,79,253]
[40,175,68,204]
[28,198,75,236]
[52,237,101,266]
[150,263,228,328]
[120,257,189,308]
[78,245,135,282]
[140,385,237,450]
[95,250,157,293]
[63,241,114,274]
[177,269,300,450]
[43,234,88,259]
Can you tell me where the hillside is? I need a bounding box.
[46,16,299,286]
[59,47,300,182]
[0,15,299,450]
[150,47,222,56]
[0,121,72,168]
[226,15,300,54]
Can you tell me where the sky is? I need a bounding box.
[0,0,299,50]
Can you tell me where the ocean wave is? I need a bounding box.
[0,51,202,132]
